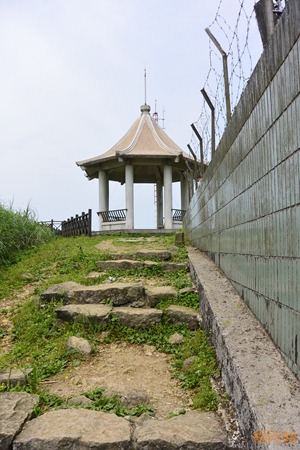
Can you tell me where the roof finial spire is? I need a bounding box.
[140,68,150,115]
[144,67,147,104]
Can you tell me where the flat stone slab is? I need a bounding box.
[42,282,145,306]
[55,305,163,328]
[0,368,33,387]
[95,260,187,272]
[112,307,163,328]
[40,281,82,303]
[115,250,172,261]
[160,262,187,271]
[134,410,228,449]
[145,286,177,307]
[13,409,131,450]
[96,260,144,270]
[135,250,172,260]
[56,304,112,325]
[164,305,201,330]
[0,392,38,450]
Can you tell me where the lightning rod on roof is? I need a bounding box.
[144,68,147,104]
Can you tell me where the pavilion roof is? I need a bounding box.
[76,104,194,181]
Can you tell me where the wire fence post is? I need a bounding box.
[201,88,216,157]
[191,123,204,164]
[205,27,231,125]
[187,144,199,192]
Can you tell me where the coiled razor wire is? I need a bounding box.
[188,0,287,164]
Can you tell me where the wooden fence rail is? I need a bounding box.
[61,209,92,237]
[39,220,62,234]
[40,209,92,237]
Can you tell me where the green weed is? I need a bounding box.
[84,388,154,417]
[173,329,220,411]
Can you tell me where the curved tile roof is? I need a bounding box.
[76,104,193,168]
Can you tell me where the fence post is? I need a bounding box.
[187,144,199,192]
[51,210,92,238]
[88,209,92,237]
[191,123,204,164]
[201,88,215,157]
[205,27,231,125]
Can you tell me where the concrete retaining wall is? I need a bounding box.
[184,0,300,381]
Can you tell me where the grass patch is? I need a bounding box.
[0,234,189,299]
[157,292,199,310]
[172,330,219,411]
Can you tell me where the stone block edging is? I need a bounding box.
[188,248,300,450]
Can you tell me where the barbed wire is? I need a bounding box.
[188,0,280,164]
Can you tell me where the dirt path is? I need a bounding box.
[1,237,193,419]
[45,341,192,419]
[95,236,175,254]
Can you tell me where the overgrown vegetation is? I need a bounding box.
[0,232,220,415]
[0,203,55,267]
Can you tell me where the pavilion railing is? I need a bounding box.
[97,209,127,222]
[172,209,186,222]
[61,209,92,237]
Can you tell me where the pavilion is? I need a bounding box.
[76,103,203,231]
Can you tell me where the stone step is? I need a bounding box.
[145,286,177,307]
[95,259,187,272]
[165,305,201,330]
[41,282,179,308]
[113,307,163,328]
[40,281,145,306]
[12,408,229,450]
[0,392,39,450]
[55,304,201,330]
[0,368,33,388]
[56,304,112,325]
[115,249,173,260]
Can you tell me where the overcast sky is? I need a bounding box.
[0,0,262,230]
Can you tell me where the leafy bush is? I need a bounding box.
[0,203,55,266]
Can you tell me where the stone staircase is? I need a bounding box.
[39,278,200,330]
[0,247,234,450]
[2,392,229,450]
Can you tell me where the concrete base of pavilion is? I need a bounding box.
[92,228,182,236]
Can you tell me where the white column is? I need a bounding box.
[180,174,189,211]
[98,170,108,230]
[125,164,134,229]
[156,179,163,229]
[164,165,173,229]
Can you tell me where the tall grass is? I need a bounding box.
[0,203,55,266]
